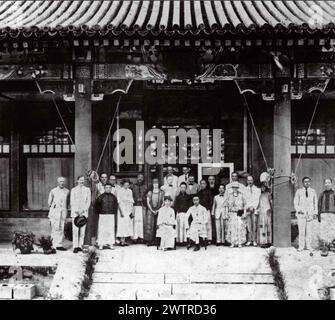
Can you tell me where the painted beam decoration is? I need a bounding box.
[93,64,166,81]
[0,64,72,80]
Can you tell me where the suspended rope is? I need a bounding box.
[293,81,329,177]
[34,79,76,149]
[241,92,269,170]
[95,92,123,173]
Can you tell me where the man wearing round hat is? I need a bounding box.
[70,176,91,253]
[94,183,118,250]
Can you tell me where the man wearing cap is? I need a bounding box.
[131,174,147,243]
[294,177,318,252]
[186,195,208,251]
[70,176,91,253]
[94,183,118,250]
[48,177,70,251]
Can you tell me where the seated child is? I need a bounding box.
[156,196,176,251]
[186,195,208,251]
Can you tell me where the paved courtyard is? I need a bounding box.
[2,242,335,300]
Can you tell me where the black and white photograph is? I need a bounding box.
[0,0,335,304]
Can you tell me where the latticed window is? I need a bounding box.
[292,101,335,155]
[19,101,75,211]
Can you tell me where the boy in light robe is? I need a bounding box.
[186,196,208,251]
[156,196,176,251]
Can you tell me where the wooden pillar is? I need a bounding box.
[273,81,292,247]
[74,65,92,180]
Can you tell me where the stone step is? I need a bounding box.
[95,260,270,274]
[90,283,172,300]
[172,283,277,300]
[93,272,274,284]
[89,282,277,300]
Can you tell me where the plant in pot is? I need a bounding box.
[38,236,56,254]
[12,232,35,254]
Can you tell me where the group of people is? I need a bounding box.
[47,166,273,253]
[294,176,335,252]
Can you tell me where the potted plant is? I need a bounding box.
[38,236,56,254]
[12,232,35,254]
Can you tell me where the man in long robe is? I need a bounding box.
[197,180,213,243]
[174,182,191,245]
[48,177,69,251]
[131,174,147,243]
[94,183,118,249]
[70,176,91,253]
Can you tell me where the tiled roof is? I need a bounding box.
[0,0,335,38]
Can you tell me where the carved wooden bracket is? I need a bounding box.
[291,79,330,99]
[92,79,133,100]
[37,80,74,95]
[235,79,274,96]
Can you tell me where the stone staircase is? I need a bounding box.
[88,245,277,300]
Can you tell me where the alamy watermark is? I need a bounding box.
[113,121,222,165]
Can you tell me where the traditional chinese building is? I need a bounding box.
[1,0,335,247]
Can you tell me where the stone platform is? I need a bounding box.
[0,242,85,300]
[88,245,277,300]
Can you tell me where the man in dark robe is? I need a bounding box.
[197,180,214,244]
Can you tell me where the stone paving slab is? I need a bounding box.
[276,248,335,300]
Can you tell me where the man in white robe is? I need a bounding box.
[70,176,91,253]
[186,196,208,251]
[48,177,69,251]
